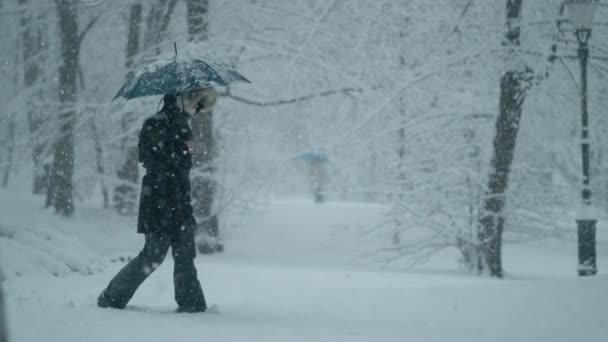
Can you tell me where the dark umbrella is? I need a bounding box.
[113,57,250,100]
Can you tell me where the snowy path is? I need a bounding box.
[2,196,608,342]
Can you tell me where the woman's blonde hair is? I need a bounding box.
[195,88,218,113]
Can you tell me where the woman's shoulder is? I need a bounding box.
[150,111,169,122]
[143,111,170,128]
[140,112,171,141]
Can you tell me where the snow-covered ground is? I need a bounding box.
[1,191,607,342]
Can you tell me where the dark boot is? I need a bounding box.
[172,228,207,312]
[97,289,125,309]
[97,234,170,309]
[176,305,206,313]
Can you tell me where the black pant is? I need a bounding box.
[100,229,206,310]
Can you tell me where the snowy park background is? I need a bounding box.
[1,0,608,341]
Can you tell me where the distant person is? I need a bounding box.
[309,158,327,203]
[43,164,53,208]
[297,151,328,204]
[97,90,209,313]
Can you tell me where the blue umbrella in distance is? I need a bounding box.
[295,151,329,163]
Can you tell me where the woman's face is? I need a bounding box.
[196,88,218,113]
[181,90,206,114]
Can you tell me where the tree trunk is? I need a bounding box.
[51,0,79,216]
[156,0,178,54]
[191,110,218,236]
[1,116,15,189]
[0,270,7,342]
[92,119,109,209]
[142,2,162,58]
[187,0,208,41]
[141,0,178,58]
[2,26,21,189]
[113,3,142,215]
[187,0,221,252]
[20,0,49,195]
[459,124,483,271]
[478,0,531,278]
[113,1,177,215]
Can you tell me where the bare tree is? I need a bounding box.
[113,3,142,215]
[477,0,533,278]
[113,0,178,215]
[187,0,208,41]
[19,0,49,194]
[1,116,14,189]
[0,270,7,342]
[51,0,80,216]
[91,117,109,209]
[187,0,222,253]
[2,16,21,189]
[142,0,178,58]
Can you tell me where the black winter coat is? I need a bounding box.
[137,104,196,235]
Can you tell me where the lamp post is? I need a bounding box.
[566,0,598,276]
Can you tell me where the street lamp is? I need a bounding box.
[566,0,598,276]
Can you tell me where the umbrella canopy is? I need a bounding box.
[113,57,250,100]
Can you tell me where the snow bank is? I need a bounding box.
[0,192,105,280]
[0,223,105,279]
